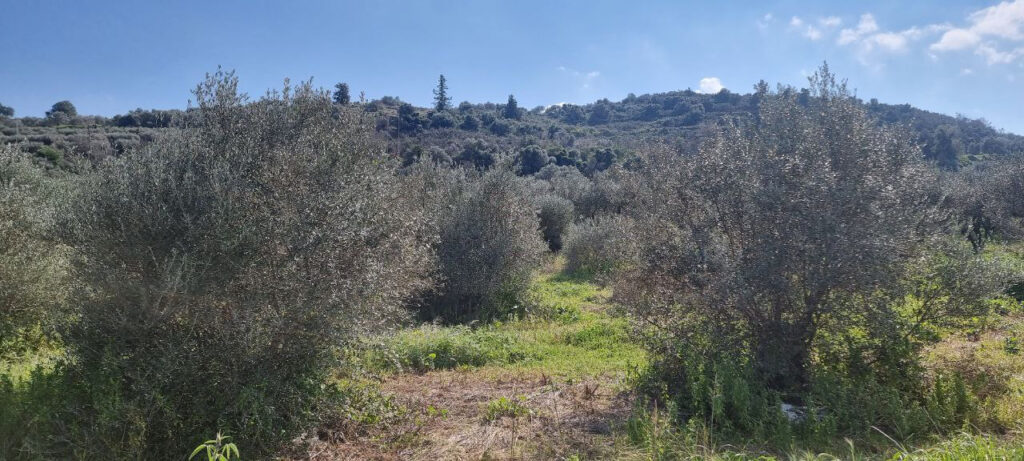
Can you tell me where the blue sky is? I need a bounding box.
[2,0,1023,133]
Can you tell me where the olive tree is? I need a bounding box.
[0,147,69,355]
[952,156,1024,249]
[618,65,1010,399]
[57,70,434,457]
[535,194,574,251]
[563,214,639,278]
[422,168,545,321]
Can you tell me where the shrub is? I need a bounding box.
[483,396,531,421]
[563,215,638,278]
[0,147,69,356]
[43,71,434,458]
[423,169,546,322]
[34,145,62,164]
[616,65,1014,442]
[428,111,455,129]
[515,144,550,176]
[952,156,1024,248]
[455,139,496,170]
[459,114,479,131]
[489,120,511,136]
[535,194,574,251]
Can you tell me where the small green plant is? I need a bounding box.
[425,404,449,418]
[1004,335,1020,355]
[483,395,531,421]
[34,145,63,164]
[189,432,240,461]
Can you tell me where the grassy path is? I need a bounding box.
[297,258,645,460]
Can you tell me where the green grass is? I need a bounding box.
[351,255,1024,459]
[363,258,645,379]
[618,412,1024,461]
[482,396,531,421]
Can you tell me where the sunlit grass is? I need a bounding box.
[363,256,644,380]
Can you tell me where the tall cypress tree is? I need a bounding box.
[503,94,520,119]
[433,74,451,111]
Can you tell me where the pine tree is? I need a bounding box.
[433,74,451,111]
[503,94,520,119]
[333,83,350,105]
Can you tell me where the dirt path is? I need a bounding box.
[284,260,641,460]
[295,369,633,460]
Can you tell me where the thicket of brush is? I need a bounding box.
[2,65,1023,459]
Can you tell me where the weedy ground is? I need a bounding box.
[6,257,1022,460]
[282,256,1024,460]
[284,257,645,460]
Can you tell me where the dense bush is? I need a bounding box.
[535,194,574,251]
[0,147,70,356]
[953,156,1024,249]
[616,65,1016,444]
[563,215,638,278]
[515,144,550,175]
[27,71,435,458]
[422,169,545,322]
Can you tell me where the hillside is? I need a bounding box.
[2,83,1022,174]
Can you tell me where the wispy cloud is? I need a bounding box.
[786,12,947,68]
[820,16,842,28]
[837,14,879,45]
[558,66,601,90]
[790,15,842,41]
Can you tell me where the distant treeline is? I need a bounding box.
[2,81,1023,174]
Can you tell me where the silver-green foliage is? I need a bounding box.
[535,194,574,251]
[0,146,69,355]
[426,168,546,321]
[617,64,1015,429]
[563,214,638,278]
[54,70,435,457]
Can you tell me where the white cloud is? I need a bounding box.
[930,0,1024,64]
[757,13,774,29]
[931,28,981,51]
[866,32,910,52]
[831,14,947,68]
[543,102,568,112]
[975,43,1024,64]
[968,0,1024,39]
[804,26,823,40]
[961,67,975,75]
[838,14,879,45]
[697,77,725,94]
[790,15,831,40]
[820,16,842,27]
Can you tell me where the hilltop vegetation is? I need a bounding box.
[2,65,1024,460]
[2,69,1023,174]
